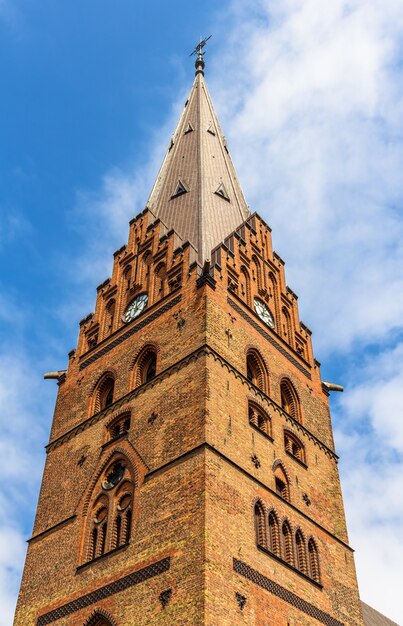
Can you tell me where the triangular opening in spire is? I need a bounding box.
[171,180,188,199]
[214,182,230,202]
[184,122,194,135]
[207,123,216,136]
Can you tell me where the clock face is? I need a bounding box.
[123,293,148,323]
[254,297,275,329]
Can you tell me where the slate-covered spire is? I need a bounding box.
[146,51,250,263]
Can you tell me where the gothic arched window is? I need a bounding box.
[104,299,116,337]
[268,511,281,557]
[282,306,293,345]
[107,414,131,442]
[308,537,321,583]
[154,263,167,299]
[85,459,134,564]
[295,529,308,575]
[123,265,132,291]
[251,256,262,292]
[284,430,305,463]
[240,266,251,305]
[248,402,272,437]
[280,379,301,423]
[93,375,115,415]
[282,520,294,565]
[254,500,266,548]
[246,350,267,393]
[133,346,157,388]
[274,464,290,502]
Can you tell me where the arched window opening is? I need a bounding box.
[254,501,266,548]
[123,265,132,291]
[85,461,134,564]
[104,300,116,337]
[268,272,279,324]
[246,350,267,393]
[274,465,290,502]
[268,511,281,557]
[93,376,115,415]
[282,306,293,345]
[251,256,262,292]
[83,611,115,626]
[87,500,108,561]
[280,379,301,423]
[248,402,271,437]
[282,521,294,565]
[111,482,133,550]
[154,263,167,299]
[296,530,308,575]
[239,266,251,306]
[107,414,130,442]
[308,538,321,583]
[142,251,152,293]
[284,431,305,463]
[134,347,157,387]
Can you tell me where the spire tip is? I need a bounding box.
[190,35,212,76]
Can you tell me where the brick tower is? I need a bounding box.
[14,49,365,626]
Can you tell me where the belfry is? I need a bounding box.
[15,46,375,626]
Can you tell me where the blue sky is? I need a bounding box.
[1,1,403,624]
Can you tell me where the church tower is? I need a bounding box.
[14,48,365,626]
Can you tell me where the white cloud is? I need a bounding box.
[209,0,403,354]
[0,526,26,626]
[0,293,58,624]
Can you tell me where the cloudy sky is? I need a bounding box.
[1,0,402,624]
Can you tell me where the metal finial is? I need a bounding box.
[190,35,212,75]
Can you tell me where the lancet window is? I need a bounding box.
[295,529,308,575]
[280,379,301,423]
[246,349,267,393]
[154,263,167,299]
[274,464,290,502]
[253,503,321,584]
[92,374,115,415]
[107,414,131,442]
[133,346,157,388]
[104,299,116,337]
[308,538,321,583]
[85,459,134,564]
[268,511,281,557]
[282,520,294,565]
[248,401,272,437]
[284,430,306,464]
[254,500,266,548]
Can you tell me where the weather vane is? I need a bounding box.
[190,35,212,58]
[190,35,212,75]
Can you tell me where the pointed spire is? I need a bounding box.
[146,50,250,263]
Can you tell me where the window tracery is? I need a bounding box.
[85,459,134,564]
